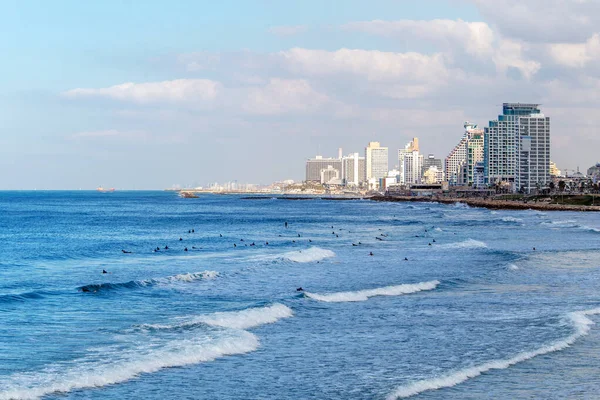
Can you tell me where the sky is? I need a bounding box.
[2,0,600,189]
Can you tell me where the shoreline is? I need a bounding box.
[368,195,600,212]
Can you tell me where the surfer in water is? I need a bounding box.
[296,287,304,291]
[121,249,132,254]
[102,269,108,274]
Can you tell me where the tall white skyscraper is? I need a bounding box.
[484,103,550,192]
[365,142,389,181]
[398,138,423,185]
[342,153,366,186]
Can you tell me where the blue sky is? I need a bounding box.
[1,0,598,189]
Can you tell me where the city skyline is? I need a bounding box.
[3,1,600,189]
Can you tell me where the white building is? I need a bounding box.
[446,122,483,185]
[341,153,366,186]
[484,103,550,193]
[365,142,389,187]
[305,155,342,182]
[398,138,423,185]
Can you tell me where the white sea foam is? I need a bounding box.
[305,281,440,303]
[163,270,219,283]
[387,308,600,399]
[0,303,293,399]
[140,303,293,331]
[433,227,443,232]
[282,247,335,263]
[198,303,293,330]
[501,217,523,223]
[0,330,259,400]
[439,239,488,249]
[507,264,520,271]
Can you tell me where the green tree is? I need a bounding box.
[558,180,566,192]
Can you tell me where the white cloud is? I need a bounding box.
[549,33,600,68]
[343,19,540,80]
[242,78,331,115]
[268,25,308,36]
[280,47,451,83]
[472,0,599,43]
[63,79,221,104]
[344,19,495,58]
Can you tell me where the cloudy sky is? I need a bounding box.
[2,0,599,189]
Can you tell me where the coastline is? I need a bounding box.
[369,195,600,212]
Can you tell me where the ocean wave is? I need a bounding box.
[0,330,259,400]
[541,220,600,233]
[507,264,520,271]
[282,247,335,263]
[78,271,219,293]
[140,303,294,331]
[386,307,600,399]
[439,239,488,249]
[304,281,440,303]
[0,291,49,303]
[501,217,523,223]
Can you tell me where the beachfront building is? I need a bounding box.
[445,122,483,185]
[422,154,443,179]
[398,138,423,185]
[365,142,389,188]
[320,165,341,185]
[466,132,485,185]
[516,112,551,193]
[341,153,366,186]
[588,163,600,183]
[423,166,444,184]
[550,161,562,177]
[484,103,550,193]
[305,156,342,183]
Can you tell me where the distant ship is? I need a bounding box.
[97,186,115,193]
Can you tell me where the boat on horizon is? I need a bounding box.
[97,186,115,193]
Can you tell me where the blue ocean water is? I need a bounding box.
[1,191,600,399]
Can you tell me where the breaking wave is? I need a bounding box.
[139,303,294,331]
[507,264,520,271]
[282,247,335,263]
[501,217,523,224]
[439,239,488,249]
[0,330,259,400]
[0,303,293,399]
[387,308,600,399]
[304,281,440,303]
[78,271,219,293]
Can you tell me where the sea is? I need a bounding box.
[1,191,600,400]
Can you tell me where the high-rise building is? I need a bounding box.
[398,138,423,185]
[422,154,443,177]
[446,122,483,185]
[365,142,389,182]
[517,113,551,193]
[550,161,562,177]
[305,156,342,182]
[341,153,366,186]
[484,103,550,192]
[467,133,485,185]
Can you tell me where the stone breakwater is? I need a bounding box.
[369,195,600,212]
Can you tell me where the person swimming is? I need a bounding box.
[352,243,358,246]
[220,234,223,237]
[298,233,301,237]
[404,257,408,261]
[285,222,288,228]
[192,229,195,233]
[369,252,373,256]
[296,287,303,291]
[265,242,269,245]
[179,238,182,241]
[184,247,188,251]
[165,245,169,250]
[121,250,132,254]
[234,243,237,248]
[102,269,107,274]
